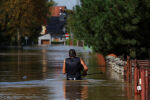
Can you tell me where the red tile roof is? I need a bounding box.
[49,6,66,17]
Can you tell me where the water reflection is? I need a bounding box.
[125,82,133,100]
[0,46,138,100]
[0,50,45,82]
[0,87,49,100]
[63,80,88,100]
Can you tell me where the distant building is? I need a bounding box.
[46,6,67,43]
[50,6,66,16]
[38,34,51,45]
[38,6,67,45]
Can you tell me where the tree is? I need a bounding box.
[0,0,48,46]
[69,0,150,59]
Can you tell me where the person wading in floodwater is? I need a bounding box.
[63,49,88,80]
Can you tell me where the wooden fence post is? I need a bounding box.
[134,61,138,94]
[141,68,146,100]
[145,69,149,100]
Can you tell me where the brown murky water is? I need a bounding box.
[0,45,135,100]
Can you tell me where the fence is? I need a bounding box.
[124,57,150,100]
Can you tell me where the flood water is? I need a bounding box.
[0,45,135,100]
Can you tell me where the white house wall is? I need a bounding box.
[38,34,51,45]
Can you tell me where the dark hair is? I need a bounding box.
[69,49,76,57]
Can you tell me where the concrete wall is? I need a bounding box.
[106,56,127,75]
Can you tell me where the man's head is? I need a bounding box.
[69,49,76,57]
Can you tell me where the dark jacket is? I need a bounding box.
[65,57,83,80]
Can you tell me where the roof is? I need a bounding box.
[46,17,66,34]
[49,6,66,17]
[38,34,51,40]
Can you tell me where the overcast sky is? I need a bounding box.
[53,0,80,9]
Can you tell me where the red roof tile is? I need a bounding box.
[49,6,66,17]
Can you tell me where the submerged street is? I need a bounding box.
[0,45,135,100]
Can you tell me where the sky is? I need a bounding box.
[53,0,80,9]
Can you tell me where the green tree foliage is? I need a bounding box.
[47,0,57,17]
[69,0,150,58]
[66,9,74,33]
[0,0,48,46]
[47,0,57,7]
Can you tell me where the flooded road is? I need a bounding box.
[0,45,135,100]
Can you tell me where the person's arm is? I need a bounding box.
[62,59,66,74]
[80,58,88,75]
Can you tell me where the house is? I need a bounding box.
[38,6,67,45]
[50,6,66,16]
[38,34,51,45]
[46,6,67,43]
